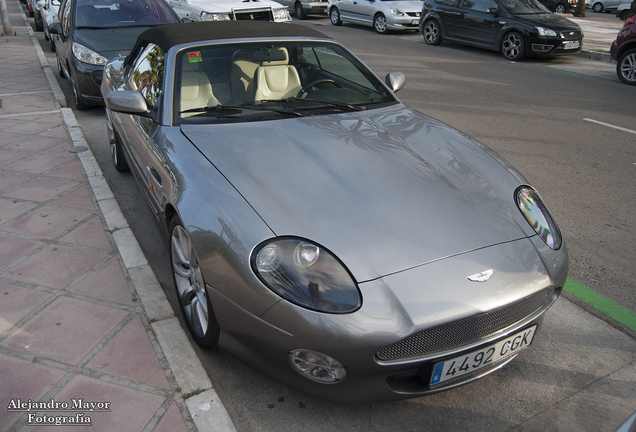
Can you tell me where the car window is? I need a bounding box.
[129,43,165,108]
[59,0,70,35]
[175,41,398,124]
[462,0,497,11]
[435,0,461,6]
[74,0,179,28]
[498,0,550,13]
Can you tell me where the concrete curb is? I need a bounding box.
[21,4,237,431]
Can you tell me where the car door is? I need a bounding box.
[454,0,500,47]
[432,0,463,39]
[345,0,378,24]
[119,44,167,216]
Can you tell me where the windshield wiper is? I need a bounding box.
[252,97,364,112]
[180,104,303,117]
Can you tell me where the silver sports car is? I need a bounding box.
[101,21,568,403]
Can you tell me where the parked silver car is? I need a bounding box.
[39,0,60,51]
[277,0,329,19]
[329,0,422,33]
[586,0,622,12]
[101,21,567,403]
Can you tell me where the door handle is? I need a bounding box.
[147,166,162,188]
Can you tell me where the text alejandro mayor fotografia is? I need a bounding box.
[8,398,112,426]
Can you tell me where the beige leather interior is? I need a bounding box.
[253,48,301,101]
[180,59,220,114]
[230,50,259,104]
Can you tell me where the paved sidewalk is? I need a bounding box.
[0,2,234,431]
[568,15,624,61]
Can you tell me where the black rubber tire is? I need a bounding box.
[111,131,130,172]
[70,69,91,110]
[169,217,220,349]
[501,31,525,61]
[56,53,66,79]
[295,2,305,19]
[617,48,636,86]
[330,7,342,25]
[554,3,566,13]
[374,14,388,34]
[422,19,442,45]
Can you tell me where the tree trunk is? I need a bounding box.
[629,0,636,18]
[572,0,586,17]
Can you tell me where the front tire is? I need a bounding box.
[111,131,130,172]
[69,69,90,110]
[592,2,603,12]
[422,20,442,45]
[501,31,525,61]
[170,218,220,349]
[330,7,342,25]
[373,14,388,34]
[617,48,636,85]
[295,2,305,19]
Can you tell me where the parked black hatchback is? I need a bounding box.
[420,0,583,60]
[49,0,180,109]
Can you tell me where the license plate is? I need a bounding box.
[412,19,420,25]
[430,325,537,386]
[563,41,580,50]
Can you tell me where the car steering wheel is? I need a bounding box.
[298,79,341,98]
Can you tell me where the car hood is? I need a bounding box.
[379,0,424,11]
[72,27,156,59]
[182,0,283,11]
[181,105,533,282]
[513,12,581,31]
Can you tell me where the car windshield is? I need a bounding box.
[176,41,398,124]
[75,0,179,28]
[498,0,550,13]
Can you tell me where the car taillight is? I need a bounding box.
[626,16,635,26]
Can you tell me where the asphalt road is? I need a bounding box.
[27,9,636,431]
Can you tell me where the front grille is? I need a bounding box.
[234,10,273,20]
[376,288,555,361]
[406,12,421,17]
[559,30,581,40]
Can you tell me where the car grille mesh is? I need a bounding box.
[559,30,581,40]
[376,288,554,361]
[234,10,273,20]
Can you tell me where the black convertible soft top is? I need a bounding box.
[125,21,330,66]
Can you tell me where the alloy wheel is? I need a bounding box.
[330,7,341,25]
[170,222,218,348]
[617,49,636,85]
[423,20,442,45]
[501,32,524,61]
[374,14,387,33]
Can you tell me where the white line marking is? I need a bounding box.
[584,118,636,135]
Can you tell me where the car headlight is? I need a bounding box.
[272,7,291,21]
[252,238,361,313]
[202,12,231,20]
[516,186,562,250]
[72,42,107,66]
[390,7,405,16]
[289,349,348,383]
[535,27,558,37]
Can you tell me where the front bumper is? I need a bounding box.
[387,14,421,31]
[209,236,567,403]
[71,57,104,106]
[529,37,583,57]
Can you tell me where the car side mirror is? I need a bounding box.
[385,72,406,93]
[106,91,151,117]
[48,22,62,34]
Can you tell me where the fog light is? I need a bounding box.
[289,349,347,383]
[532,44,553,53]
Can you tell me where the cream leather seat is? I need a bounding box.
[253,48,301,101]
[180,59,220,114]
[230,50,259,104]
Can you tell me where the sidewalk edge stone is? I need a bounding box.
[27,25,236,430]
